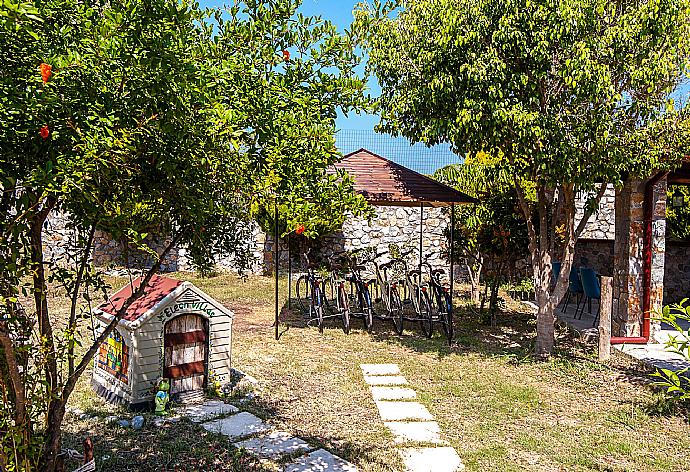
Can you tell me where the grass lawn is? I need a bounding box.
[60,273,690,471]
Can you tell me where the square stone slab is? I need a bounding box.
[234,431,312,459]
[371,386,417,401]
[384,421,443,444]
[363,375,408,386]
[283,449,357,472]
[202,412,270,440]
[375,401,433,421]
[401,447,464,472]
[180,400,239,423]
[360,364,401,375]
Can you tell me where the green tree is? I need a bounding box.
[436,159,529,320]
[213,2,371,240]
[0,1,366,469]
[356,0,690,358]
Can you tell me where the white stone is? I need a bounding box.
[202,412,270,440]
[401,447,464,472]
[384,422,443,444]
[180,400,239,423]
[375,401,434,421]
[234,431,311,459]
[371,386,417,400]
[360,364,400,375]
[363,375,408,386]
[283,449,357,472]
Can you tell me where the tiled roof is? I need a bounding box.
[97,275,183,322]
[334,149,476,207]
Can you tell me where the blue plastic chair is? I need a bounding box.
[551,261,561,287]
[577,268,601,325]
[560,266,584,314]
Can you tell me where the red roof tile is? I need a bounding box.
[98,275,183,322]
[334,149,475,207]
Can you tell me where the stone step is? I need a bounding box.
[179,400,239,423]
[234,431,312,459]
[283,449,357,472]
[363,375,408,386]
[202,412,270,440]
[401,447,464,472]
[384,421,443,444]
[375,401,434,421]
[360,363,401,376]
[370,386,417,401]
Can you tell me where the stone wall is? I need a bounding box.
[262,205,451,277]
[576,184,616,241]
[574,239,614,276]
[663,242,690,305]
[43,211,80,265]
[92,230,180,272]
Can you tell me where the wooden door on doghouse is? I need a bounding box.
[163,314,208,395]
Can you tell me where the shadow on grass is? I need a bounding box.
[62,416,267,472]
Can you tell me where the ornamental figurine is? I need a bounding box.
[154,379,170,416]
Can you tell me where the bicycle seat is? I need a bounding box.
[432,268,445,276]
[408,269,421,277]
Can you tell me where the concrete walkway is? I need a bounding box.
[556,300,690,372]
[361,364,464,472]
[186,400,357,471]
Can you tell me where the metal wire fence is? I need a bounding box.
[335,129,463,175]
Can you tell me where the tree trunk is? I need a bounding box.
[535,290,556,358]
[471,284,481,305]
[38,400,66,472]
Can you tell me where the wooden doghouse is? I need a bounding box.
[91,275,233,407]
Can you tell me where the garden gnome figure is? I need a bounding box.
[155,379,170,416]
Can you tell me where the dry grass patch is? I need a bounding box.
[57,272,690,471]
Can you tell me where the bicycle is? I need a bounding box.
[295,250,356,334]
[361,248,404,334]
[341,249,374,333]
[422,255,454,341]
[295,251,326,332]
[386,245,433,337]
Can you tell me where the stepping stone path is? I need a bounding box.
[187,399,357,471]
[360,364,464,472]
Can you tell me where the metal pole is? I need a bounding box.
[449,203,455,345]
[419,202,424,298]
[275,201,279,341]
[288,234,292,310]
[450,204,455,301]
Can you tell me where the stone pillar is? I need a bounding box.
[612,176,666,338]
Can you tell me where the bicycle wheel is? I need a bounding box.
[390,287,404,335]
[419,289,433,338]
[295,275,311,316]
[322,278,336,312]
[440,291,453,340]
[314,283,324,333]
[360,284,373,332]
[338,284,350,334]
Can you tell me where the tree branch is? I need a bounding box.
[68,223,96,378]
[0,320,27,427]
[61,232,183,402]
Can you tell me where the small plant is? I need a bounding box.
[652,301,690,399]
[206,370,226,399]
